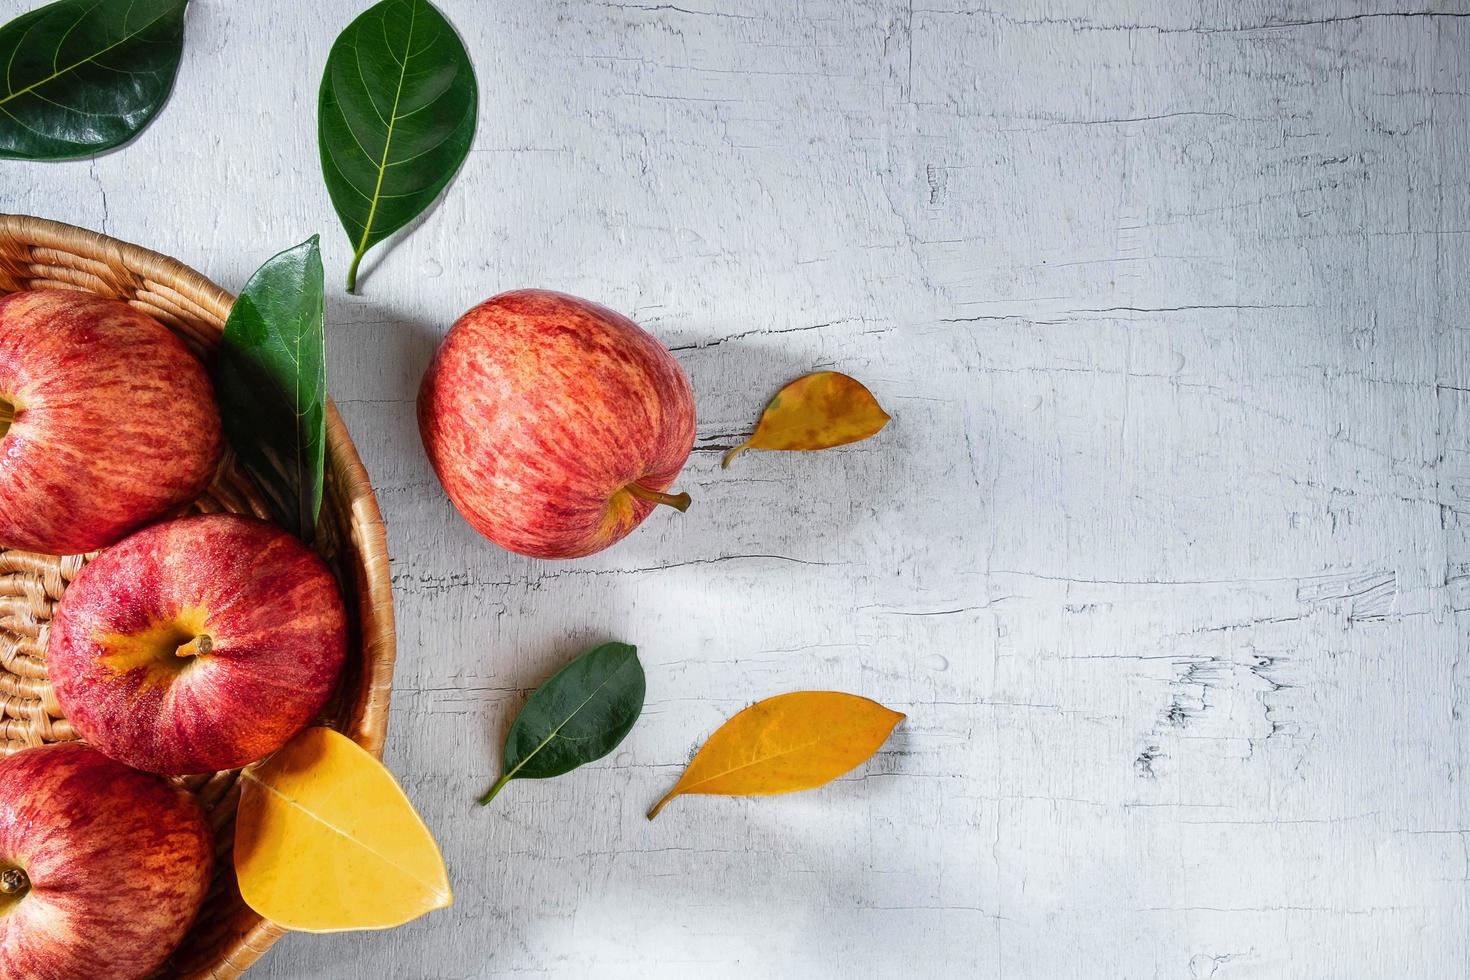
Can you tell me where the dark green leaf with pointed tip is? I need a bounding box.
[479,643,646,806]
[216,237,327,543]
[0,0,189,160]
[318,0,477,292]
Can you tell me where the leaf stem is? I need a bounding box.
[721,442,752,469]
[625,482,691,512]
[646,790,677,820]
[345,249,364,294]
[478,773,513,806]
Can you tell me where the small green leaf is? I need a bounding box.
[0,0,190,161]
[480,643,646,806]
[216,237,327,543]
[318,0,477,293]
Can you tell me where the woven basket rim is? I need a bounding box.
[0,213,398,978]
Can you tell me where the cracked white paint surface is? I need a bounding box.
[4,0,1468,977]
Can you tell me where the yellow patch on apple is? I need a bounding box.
[94,606,212,687]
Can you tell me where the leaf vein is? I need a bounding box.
[0,0,179,108]
[242,771,450,902]
[502,652,636,781]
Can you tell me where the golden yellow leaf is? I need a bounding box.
[722,371,891,468]
[234,727,452,933]
[647,692,905,819]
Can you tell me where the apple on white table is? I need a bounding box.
[418,289,696,559]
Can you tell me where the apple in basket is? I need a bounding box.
[418,289,696,559]
[0,289,223,555]
[47,513,348,775]
[0,742,213,980]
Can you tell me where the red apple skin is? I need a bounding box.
[417,289,696,559]
[47,513,348,775]
[0,289,223,556]
[0,742,213,980]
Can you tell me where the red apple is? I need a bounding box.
[0,289,223,556]
[47,513,348,775]
[0,742,213,980]
[418,289,696,559]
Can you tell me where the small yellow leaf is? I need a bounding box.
[235,727,452,933]
[722,371,890,467]
[648,692,905,819]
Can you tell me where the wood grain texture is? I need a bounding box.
[3,0,1467,976]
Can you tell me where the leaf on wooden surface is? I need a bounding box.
[647,691,905,819]
[318,0,477,293]
[235,727,452,933]
[216,236,327,543]
[480,642,646,806]
[0,0,190,160]
[722,371,890,468]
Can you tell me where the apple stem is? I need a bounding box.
[0,400,12,440]
[175,635,214,659]
[0,868,28,897]
[625,482,691,513]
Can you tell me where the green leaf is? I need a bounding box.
[480,643,646,806]
[318,0,477,293]
[216,237,327,543]
[0,0,189,161]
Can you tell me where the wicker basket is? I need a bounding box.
[0,214,397,978]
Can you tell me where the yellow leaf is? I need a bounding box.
[722,371,891,468]
[647,692,905,819]
[234,727,452,932]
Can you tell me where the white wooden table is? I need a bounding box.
[7,1,1468,976]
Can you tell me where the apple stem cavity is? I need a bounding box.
[0,399,13,440]
[625,482,691,513]
[0,868,28,899]
[175,634,214,659]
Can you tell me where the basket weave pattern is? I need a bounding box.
[0,215,397,979]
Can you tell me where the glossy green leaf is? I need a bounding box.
[216,237,327,543]
[318,0,477,293]
[479,643,646,806]
[0,0,189,160]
